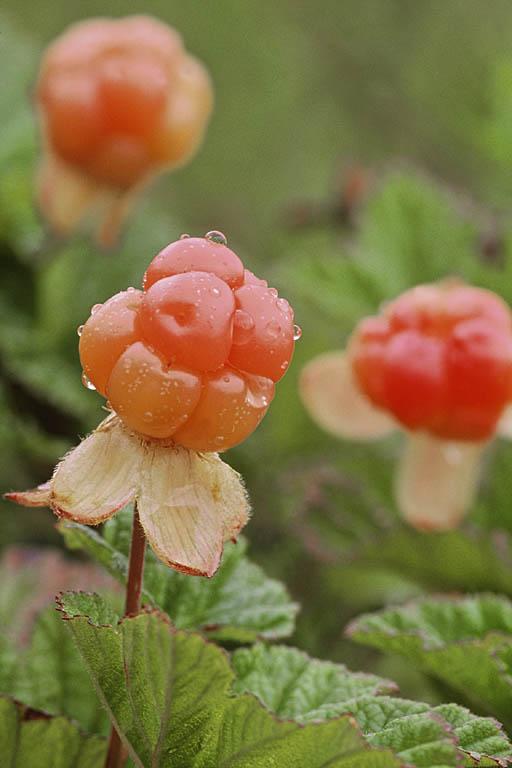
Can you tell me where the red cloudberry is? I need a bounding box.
[300,280,512,531]
[79,233,296,451]
[350,281,512,441]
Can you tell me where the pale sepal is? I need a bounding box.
[138,443,250,577]
[4,482,52,507]
[300,351,395,440]
[497,405,512,440]
[37,152,99,237]
[37,151,141,249]
[396,432,486,531]
[50,415,141,523]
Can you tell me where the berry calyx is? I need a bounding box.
[79,234,297,450]
[350,281,512,440]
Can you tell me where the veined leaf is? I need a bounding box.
[231,643,397,722]
[352,697,512,767]
[232,645,512,767]
[59,508,298,642]
[0,696,105,768]
[12,606,108,735]
[347,594,512,725]
[58,591,401,768]
[195,695,401,768]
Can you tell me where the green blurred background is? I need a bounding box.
[3,0,512,703]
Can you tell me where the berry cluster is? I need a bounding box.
[79,234,298,451]
[350,281,512,440]
[37,15,212,188]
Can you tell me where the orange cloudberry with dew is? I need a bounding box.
[6,233,299,577]
[36,16,213,246]
[300,279,512,531]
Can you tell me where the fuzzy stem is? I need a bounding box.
[104,503,146,768]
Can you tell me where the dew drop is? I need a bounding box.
[266,320,281,339]
[77,325,84,337]
[91,303,103,315]
[233,309,255,344]
[293,324,302,341]
[180,233,191,239]
[210,286,221,297]
[214,435,225,446]
[126,286,136,293]
[277,298,290,313]
[143,411,153,422]
[246,376,273,409]
[280,360,289,371]
[81,372,96,391]
[205,230,228,246]
[268,287,278,298]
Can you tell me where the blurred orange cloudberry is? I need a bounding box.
[36,15,213,246]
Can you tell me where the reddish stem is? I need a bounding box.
[104,504,146,768]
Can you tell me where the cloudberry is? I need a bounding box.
[300,280,512,531]
[79,233,296,450]
[36,16,213,245]
[350,281,512,441]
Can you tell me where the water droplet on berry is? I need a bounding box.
[77,325,84,337]
[277,298,290,313]
[233,309,255,344]
[293,324,302,341]
[210,286,221,297]
[81,372,96,391]
[91,303,103,315]
[143,411,153,422]
[246,376,273,409]
[280,361,289,371]
[205,230,227,246]
[127,287,136,292]
[214,435,225,446]
[266,320,281,338]
[180,233,191,239]
[269,288,278,298]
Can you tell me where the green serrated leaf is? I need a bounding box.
[57,592,119,626]
[59,508,298,642]
[59,594,233,767]
[367,710,458,768]
[347,594,512,725]
[231,646,512,767]
[59,592,400,768]
[10,606,108,735]
[0,696,105,768]
[196,695,401,768]
[436,703,512,764]
[349,697,512,767]
[231,643,397,722]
